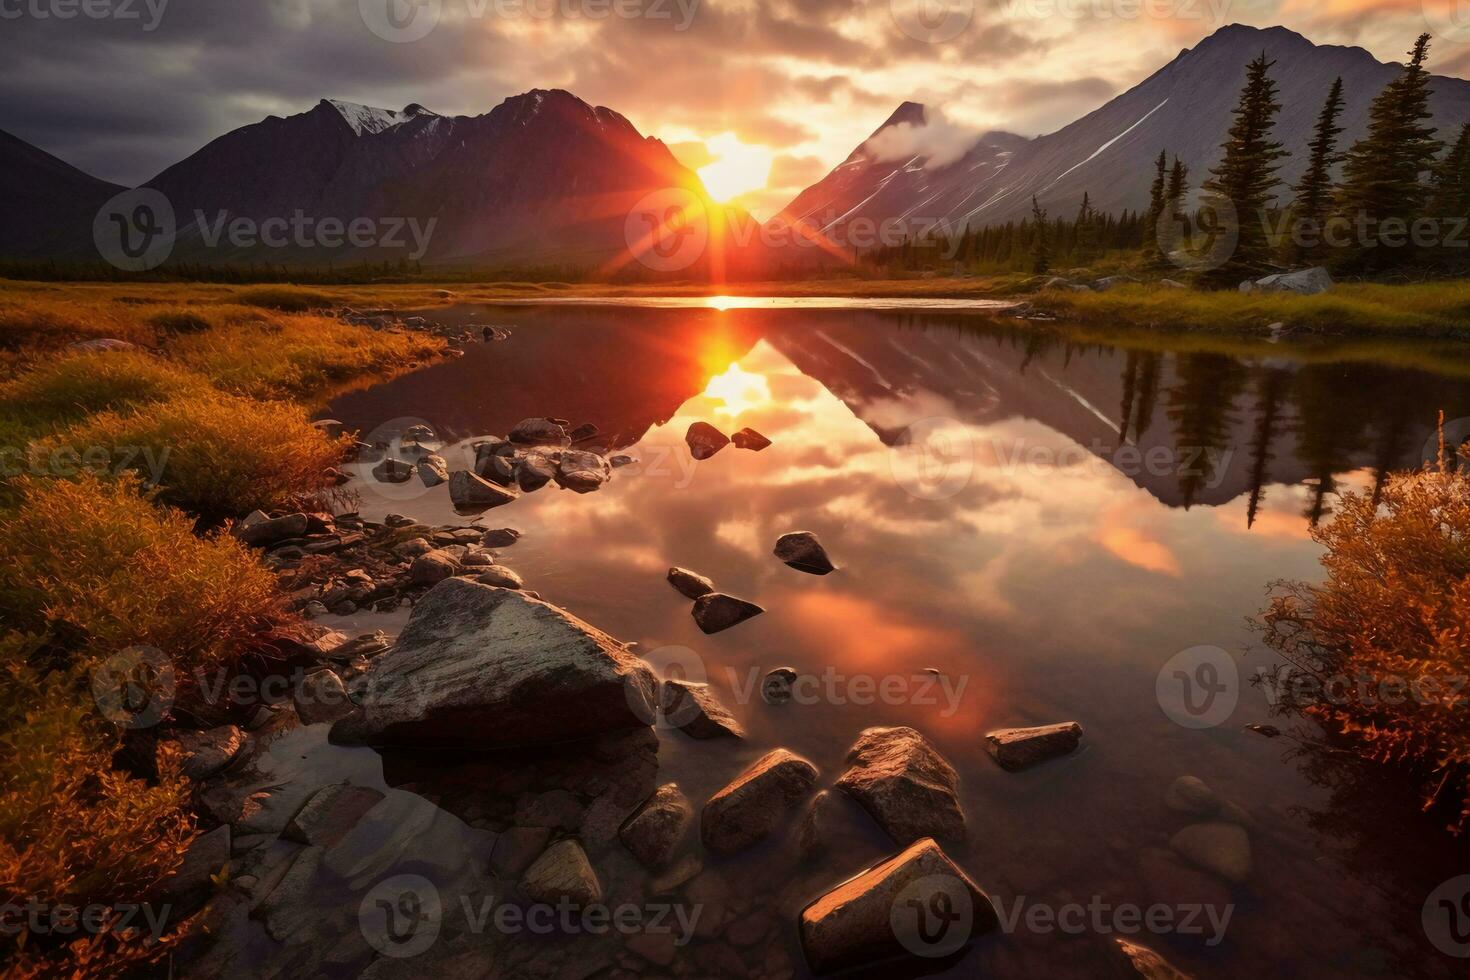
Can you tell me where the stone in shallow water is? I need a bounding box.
[515,452,558,492]
[174,724,245,779]
[773,530,835,575]
[416,453,449,487]
[1164,775,1220,816]
[371,458,413,484]
[555,449,610,493]
[702,748,818,854]
[660,679,745,739]
[508,417,570,446]
[619,782,692,868]
[836,726,964,844]
[799,837,998,975]
[731,427,771,451]
[762,667,799,705]
[448,470,517,512]
[283,782,385,849]
[667,565,714,599]
[294,669,354,725]
[984,721,1084,771]
[686,421,730,460]
[475,565,524,590]
[408,549,459,586]
[521,838,601,905]
[1169,822,1251,883]
[691,592,764,634]
[481,527,521,548]
[1116,938,1194,979]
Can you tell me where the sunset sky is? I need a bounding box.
[2,0,1467,218]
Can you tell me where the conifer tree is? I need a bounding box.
[1285,77,1345,264]
[1030,196,1051,274]
[1430,123,1470,220]
[1074,192,1099,264]
[1198,53,1288,287]
[1334,34,1443,271]
[1157,157,1190,261]
[1143,150,1168,263]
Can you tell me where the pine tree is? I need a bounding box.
[1030,196,1051,274]
[1197,53,1288,287]
[1074,192,1099,264]
[1334,34,1443,271]
[1285,77,1345,264]
[1157,157,1190,260]
[1143,150,1168,264]
[1430,123,1470,220]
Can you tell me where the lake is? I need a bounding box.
[245,302,1470,978]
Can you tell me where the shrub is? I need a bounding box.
[233,287,335,313]
[38,392,344,520]
[0,351,207,427]
[149,310,212,335]
[1258,431,1470,832]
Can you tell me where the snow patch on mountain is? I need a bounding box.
[324,100,431,136]
[1045,98,1169,190]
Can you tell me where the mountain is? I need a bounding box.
[0,128,123,258]
[775,24,1470,244]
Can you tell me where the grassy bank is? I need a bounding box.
[0,284,445,976]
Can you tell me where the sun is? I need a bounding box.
[702,363,771,416]
[696,133,774,204]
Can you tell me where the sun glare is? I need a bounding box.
[702,363,771,416]
[696,133,773,204]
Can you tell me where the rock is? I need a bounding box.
[731,427,771,451]
[1245,266,1332,295]
[1116,938,1194,979]
[234,511,309,547]
[702,748,818,854]
[68,337,138,352]
[555,450,610,493]
[762,667,799,705]
[160,825,230,914]
[515,452,559,492]
[475,565,525,590]
[836,727,964,844]
[448,470,518,512]
[521,839,601,906]
[477,452,517,485]
[283,783,385,848]
[691,592,764,634]
[1169,822,1251,883]
[686,421,730,460]
[481,527,521,548]
[409,549,460,586]
[416,453,449,487]
[567,422,599,442]
[609,454,637,467]
[984,721,1084,771]
[649,853,702,893]
[799,838,998,975]
[660,679,745,739]
[773,531,835,575]
[259,845,325,941]
[174,725,245,779]
[294,669,355,725]
[331,579,658,748]
[1094,274,1139,291]
[1164,776,1220,816]
[460,551,497,567]
[371,458,414,484]
[396,536,435,558]
[491,826,552,878]
[1158,278,1188,289]
[516,789,585,830]
[619,783,692,868]
[667,566,714,599]
[508,418,570,446]
[798,789,837,859]
[329,631,393,662]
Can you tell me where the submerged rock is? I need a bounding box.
[1164,776,1220,816]
[686,421,730,460]
[774,531,835,575]
[620,783,693,868]
[174,725,245,779]
[521,839,601,905]
[666,566,715,599]
[691,592,765,634]
[660,679,745,739]
[481,527,521,548]
[800,838,998,975]
[555,450,610,493]
[701,748,818,854]
[475,565,525,590]
[283,783,385,849]
[836,726,964,844]
[731,427,771,451]
[508,417,570,446]
[984,721,1084,771]
[448,470,518,511]
[331,579,657,749]
[1169,822,1251,883]
[371,457,414,484]
[416,453,449,487]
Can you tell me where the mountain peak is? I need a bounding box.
[319,99,425,136]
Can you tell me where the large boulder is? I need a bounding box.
[691,592,764,634]
[330,579,658,748]
[800,838,998,975]
[773,531,835,575]
[836,727,964,844]
[667,566,715,599]
[1241,266,1332,295]
[702,749,818,854]
[448,470,518,512]
[508,418,570,446]
[521,839,601,905]
[686,421,730,460]
[620,783,693,868]
[984,722,1083,771]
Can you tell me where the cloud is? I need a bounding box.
[861,107,980,169]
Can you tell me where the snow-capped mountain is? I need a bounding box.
[146,89,719,266]
[775,24,1470,244]
[0,128,123,258]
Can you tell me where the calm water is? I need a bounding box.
[304,304,1470,978]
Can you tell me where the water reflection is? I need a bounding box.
[318,306,1470,979]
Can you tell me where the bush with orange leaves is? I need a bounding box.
[1259,438,1470,833]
